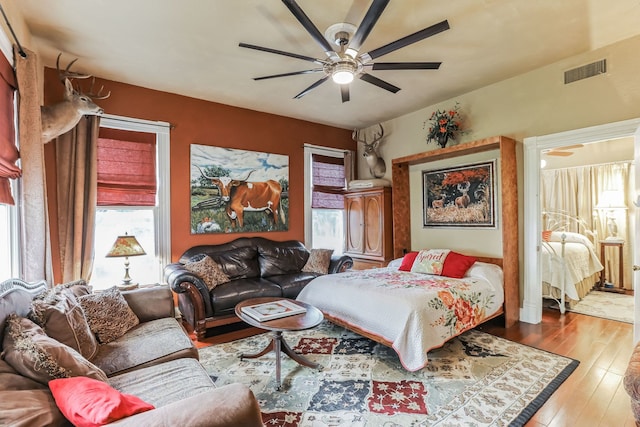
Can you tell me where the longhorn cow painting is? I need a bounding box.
[190,144,289,234]
[423,160,496,228]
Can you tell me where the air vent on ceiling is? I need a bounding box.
[564,59,607,84]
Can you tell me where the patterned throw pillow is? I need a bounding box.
[411,249,477,278]
[302,249,334,275]
[184,255,230,291]
[79,286,140,344]
[29,286,98,360]
[2,314,107,385]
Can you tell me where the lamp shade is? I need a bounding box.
[106,234,146,258]
[596,190,626,209]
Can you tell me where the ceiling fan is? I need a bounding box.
[544,144,584,157]
[239,0,449,103]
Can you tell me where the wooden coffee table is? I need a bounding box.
[235,297,324,390]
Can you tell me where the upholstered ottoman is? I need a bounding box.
[624,341,640,425]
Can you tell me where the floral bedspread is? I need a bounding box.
[296,263,503,371]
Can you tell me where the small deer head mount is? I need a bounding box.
[352,123,386,179]
[41,54,110,143]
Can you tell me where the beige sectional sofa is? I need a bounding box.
[0,278,263,427]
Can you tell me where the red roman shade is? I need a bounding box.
[0,50,17,205]
[97,138,156,206]
[311,154,345,209]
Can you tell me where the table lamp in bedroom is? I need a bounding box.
[596,190,626,241]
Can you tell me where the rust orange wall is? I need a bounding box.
[43,68,354,279]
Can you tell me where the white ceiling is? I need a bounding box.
[14,0,640,129]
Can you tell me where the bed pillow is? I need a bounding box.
[184,255,230,291]
[398,252,419,271]
[2,314,108,385]
[49,377,154,427]
[541,230,552,242]
[548,231,592,246]
[302,249,334,275]
[411,249,477,278]
[79,287,140,344]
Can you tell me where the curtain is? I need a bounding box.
[56,116,100,282]
[97,137,156,206]
[541,162,633,289]
[311,154,346,209]
[15,46,54,283]
[0,47,17,205]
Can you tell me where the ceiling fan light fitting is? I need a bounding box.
[332,69,354,84]
[344,47,358,58]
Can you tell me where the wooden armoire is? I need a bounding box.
[343,186,393,269]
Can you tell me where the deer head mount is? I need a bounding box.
[352,123,386,179]
[41,54,110,143]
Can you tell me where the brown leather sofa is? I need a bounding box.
[165,237,353,339]
[0,278,263,427]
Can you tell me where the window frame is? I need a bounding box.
[0,24,19,279]
[97,114,171,282]
[303,143,352,247]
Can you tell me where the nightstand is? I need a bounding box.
[598,240,625,293]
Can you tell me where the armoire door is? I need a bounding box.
[345,194,364,254]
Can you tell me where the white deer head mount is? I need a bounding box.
[352,123,386,179]
[40,54,110,143]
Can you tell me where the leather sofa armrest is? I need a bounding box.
[107,383,263,427]
[164,263,213,316]
[122,286,174,322]
[329,254,353,274]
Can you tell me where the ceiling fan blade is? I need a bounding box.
[561,144,584,150]
[254,69,324,81]
[546,150,573,157]
[359,73,400,93]
[372,62,442,70]
[281,0,336,57]
[364,20,450,61]
[348,0,390,53]
[341,85,350,103]
[239,43,326,65]
[293,76,330,99]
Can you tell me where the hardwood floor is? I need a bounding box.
[479,308,635,427]
[189,308,636,427]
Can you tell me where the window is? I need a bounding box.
[89,115,170,290]
[304,145,353,254]
[0,25,18,281]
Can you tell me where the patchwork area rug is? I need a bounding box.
[567,290,634,323]
[198,321,578,427]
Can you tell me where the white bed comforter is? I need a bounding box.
[541,232,603,301]
[296,262,504,371]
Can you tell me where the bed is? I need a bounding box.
[296,252,504,372]
[541,212,603,312]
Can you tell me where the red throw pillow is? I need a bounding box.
[399,251,419,271]
[441,251,477,278]
[49,377,154,427]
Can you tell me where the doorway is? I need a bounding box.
[521,118,640,341]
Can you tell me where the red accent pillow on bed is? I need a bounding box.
[399,251,419,271]
[49,377,154,427]
[411,249,477,278]
[441,251,477,278]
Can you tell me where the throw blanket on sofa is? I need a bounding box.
[296,262,503,371]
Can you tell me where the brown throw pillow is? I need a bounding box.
[302,249,334,275]
[29,286,98,360]
[1,314,107,385]
[184,255,230,291]
[79,286,140,344]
